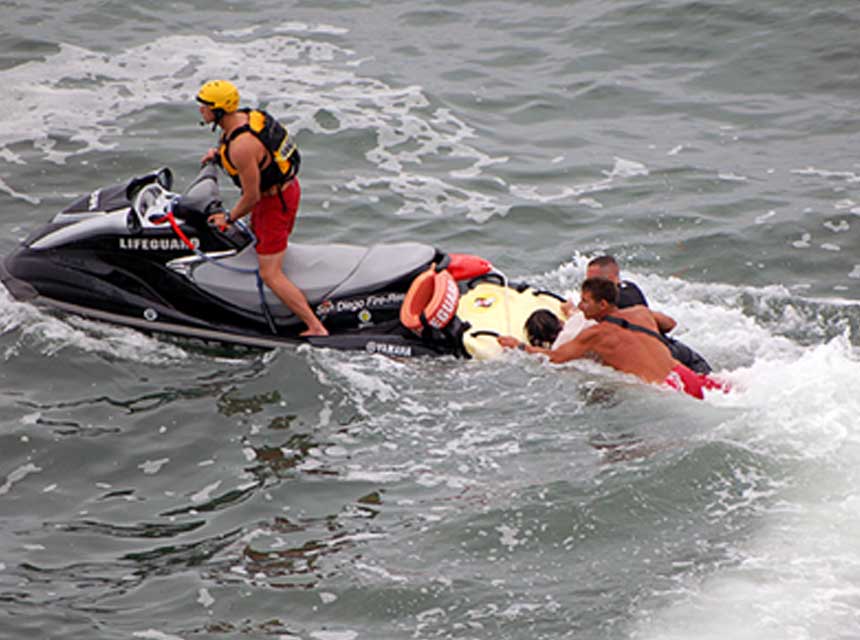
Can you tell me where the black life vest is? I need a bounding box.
[218,108,301,192]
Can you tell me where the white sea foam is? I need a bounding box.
[305,348,413,424]
[309,631,358,640]
[0,261,192,364]
[510,157,648,205]
[593,268,860,640]
[0,35,649,222]
[299,256,858,640]
[5,307,188,365]
[0,30,510,222]
[139,459,170,475]
[792,166,860,182]
[0,463,42,496]
[634,440,860,639]
[196,587,215,608]
[132,631,185,640]
[823,220,849,232]
[605,157,650,180]
[190,481,222,505]
[0,176,40,205]
[755,210,776,224]
[792,232,812,248]
[509,183,605,204]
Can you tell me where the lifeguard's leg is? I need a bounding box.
[257,251,328,337]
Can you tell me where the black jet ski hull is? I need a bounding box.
[1,248,456,356]
[1,164,556,359]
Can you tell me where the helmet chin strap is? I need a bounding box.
[211,108,225,132]
[197,106,225,130]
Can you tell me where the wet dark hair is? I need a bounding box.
[581,277,619,305]
[525,309,563,348]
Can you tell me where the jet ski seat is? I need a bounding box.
[192,241,436,317]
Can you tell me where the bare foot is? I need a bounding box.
[300,326,329,337]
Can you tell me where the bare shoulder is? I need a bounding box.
[616,305,659,329]
[229,132,264,164]
[615,304,646,317]
[574,323,614,346]
[588,322,621,348]
[571,322,614,350]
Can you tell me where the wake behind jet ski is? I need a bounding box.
[0,163,568,358]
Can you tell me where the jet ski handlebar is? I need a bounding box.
[170,161,224,218]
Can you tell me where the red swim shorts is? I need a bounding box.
[664,363,729,400]
[250,178,301,255]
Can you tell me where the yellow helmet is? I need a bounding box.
[196,80,240,114]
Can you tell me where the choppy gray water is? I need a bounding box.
[2,2,860,639]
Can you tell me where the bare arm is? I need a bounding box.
[560,299,575,318]
[498,327,601,364]
[227,136,263,221]
[200,147,218,164]
[651,310,676,334]
[207,136,264,228]
[542,329,601,363]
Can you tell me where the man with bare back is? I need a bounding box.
[499,278,726,400]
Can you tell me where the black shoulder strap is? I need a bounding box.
[603,315,671,347]
[226,124,251,142]
[223,122,265,174]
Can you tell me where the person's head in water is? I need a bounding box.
[578,277,620,320]
[586,255,621,283]
[525,309,563,348]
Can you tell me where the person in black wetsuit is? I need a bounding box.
[561,256,712,374]
[589,255,648,307]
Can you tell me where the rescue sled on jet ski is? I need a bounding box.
[0,163,568,358]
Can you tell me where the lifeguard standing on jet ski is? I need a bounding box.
[196,79,328,336]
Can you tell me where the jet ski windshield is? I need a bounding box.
[28,163,247,251]
[60,168,173,217]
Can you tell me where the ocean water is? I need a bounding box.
[2,1,860,639]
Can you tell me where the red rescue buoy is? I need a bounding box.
[400,267,461,332]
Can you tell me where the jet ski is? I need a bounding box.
[0,163,568,358]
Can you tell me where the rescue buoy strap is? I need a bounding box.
[469,330,500,338]
[465,273,502,289]
[530,289,567,302]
